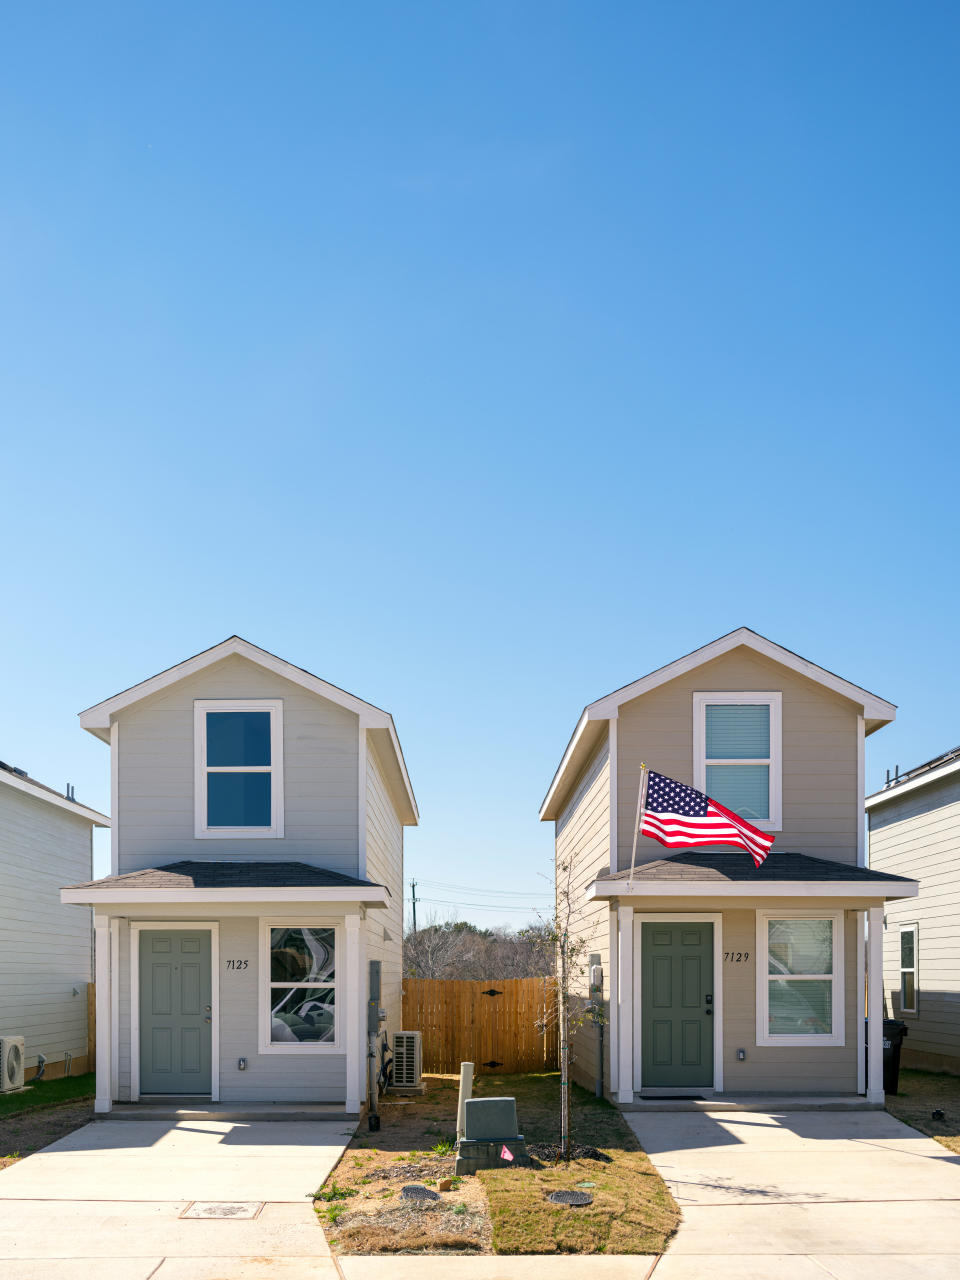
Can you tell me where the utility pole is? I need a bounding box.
[410,878,418,933]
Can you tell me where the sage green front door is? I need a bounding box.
[139,930,212,1094]
[640,922,714,1088]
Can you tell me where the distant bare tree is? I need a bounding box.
[403,918,554,979]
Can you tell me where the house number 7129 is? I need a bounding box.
[724,952,749,963]
[226,959,249,970]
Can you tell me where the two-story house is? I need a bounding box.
[867,745,960,1074]
[541,628,918,1105]
[1,760,109,1079]
[61,637,417,1115]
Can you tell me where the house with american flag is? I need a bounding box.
[541,628,918,1105]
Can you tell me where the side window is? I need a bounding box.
[694,693,782,829]
[899,925,918,1014]
[756,911,845,1047]
[194,700,283,837]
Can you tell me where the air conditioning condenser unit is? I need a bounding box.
[0,1036,25,1092]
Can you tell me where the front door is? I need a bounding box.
[640,922,714,1089]
[139,930,212,1095]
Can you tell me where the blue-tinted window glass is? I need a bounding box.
[705,764,770,820]
[705,704,770,759]
[206,712,271,767]
[207,772,271,827]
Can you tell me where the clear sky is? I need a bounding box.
[2,3,958,930]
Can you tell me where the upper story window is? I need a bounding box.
[693,692,782,830]
[194,699,284,838]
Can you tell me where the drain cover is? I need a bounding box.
[547,1189,593,1206]
[182,1202,264,1219]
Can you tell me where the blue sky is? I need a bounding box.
[2,3,958,929]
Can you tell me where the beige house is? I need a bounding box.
[541,628,918,1105]
[867,746,960,1074]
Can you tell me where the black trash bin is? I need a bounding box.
[865,1018,908,1094]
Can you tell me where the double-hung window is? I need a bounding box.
[756,910,845,1046]
[260,922,338,1052]
[694,692,782,829]
[194,699,283,837]
[899,924,918,1015]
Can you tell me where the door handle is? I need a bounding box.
[204,1005,211,1012]
[204,1016,212,1024]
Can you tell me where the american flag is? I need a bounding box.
[640,770,774,867]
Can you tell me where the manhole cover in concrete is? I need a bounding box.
[401,1184,440,1203]
[182,1202,264,1219]
[547,1189,593,1206]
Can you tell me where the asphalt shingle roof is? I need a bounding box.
[68,860,385,891]
[599,849,915,885]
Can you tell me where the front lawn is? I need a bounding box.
[317,1072,679,1256]
[0,1073,96,1171]
[886,1067,960,1155]
[0,1072,95,1119]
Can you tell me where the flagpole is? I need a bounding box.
[627,763,649,892]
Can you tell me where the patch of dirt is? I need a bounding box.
[331,1199,490,1255]
[0,1100,94,1170]
[527,1142,613,1164]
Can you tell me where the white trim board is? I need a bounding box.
[0,767,109,827]
[586,879,917,901]
[130,921,220,1103]
[755,909,845,1048]
[632,913,724,1094]
[63,885,389,906]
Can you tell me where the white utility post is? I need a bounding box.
[345,913,363,1113]
[93,912,112,1114]
[616,904,634,1104]
[866,905,884,1105]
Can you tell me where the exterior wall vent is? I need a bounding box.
[392,1031,422,1088]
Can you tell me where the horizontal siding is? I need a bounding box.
[870,775,960,1066]
[364,736,403,1045]
[0,787,93,1068]
[617,647,861,869]
[116,654,360,874]
[555,739,612,1091]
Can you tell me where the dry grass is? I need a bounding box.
[0,1100,94,1170]
[886,1068,960,1155]
[317,1072,679,1257]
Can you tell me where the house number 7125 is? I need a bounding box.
[226,959,249,970]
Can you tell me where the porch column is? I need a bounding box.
[866,905,884,1105]
[93,913,112,1114]
[616,905,634,1105]
[344,913,363,1113]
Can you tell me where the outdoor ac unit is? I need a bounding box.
[393,1031,422,1088]
[0,1037,25,1093]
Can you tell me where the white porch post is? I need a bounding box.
[93,912,112,1114]
[616,905,634,1104]
[345,913,363,1113]
[866,905,884,1104]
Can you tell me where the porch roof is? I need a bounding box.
[61,859,390,906]
[588,849,918,901]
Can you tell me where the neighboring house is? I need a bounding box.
[866,745,960,1074]
[541,627,918,1106]
[1,759,109,1079]
[61,637,417,1115]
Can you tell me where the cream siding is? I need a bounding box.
[0,786,93,1071]
[364,735,404,1045]
[617,646,861,870]
[870,774,960,1071]
[555,740,611,1091]
[114,654,359,874]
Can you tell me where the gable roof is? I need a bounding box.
[78,636,418,824]
[0,759,109,827]
[540,627,896,821]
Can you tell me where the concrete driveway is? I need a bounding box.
[0,1117,354,1278]
[625,1108,960,1279]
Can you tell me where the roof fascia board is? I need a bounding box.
[0,770,110,826]
[865,757,960,810]
[61,885,389,906]
[586,628,896,724]
[365,720,419,825]
[586,879,917,901]
[539,711,610,821]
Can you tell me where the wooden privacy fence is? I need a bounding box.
[401,977,558,1074]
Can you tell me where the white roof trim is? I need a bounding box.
[0,768,109,827]
[78,636,418,824]
[587,629,896,724]
[586,878,917,901]
[865,757,960,811]
[61,885,389,906]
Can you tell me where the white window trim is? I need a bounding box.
[194,699,284,839]
[755,908,845,1047]
[693,691,782,831]
[899,923,918,1016]
[258,917,342,1054]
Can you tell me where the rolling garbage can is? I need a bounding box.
[865,1018,908,1095]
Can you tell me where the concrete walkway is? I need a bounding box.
[0,1117,354,1278]
[625,1107,960,1279]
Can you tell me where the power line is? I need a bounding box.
[413,877,553,899]
[411,896,548,915]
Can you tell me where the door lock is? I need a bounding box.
[704,1008,713,1016]
[203,1016,212,1024]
